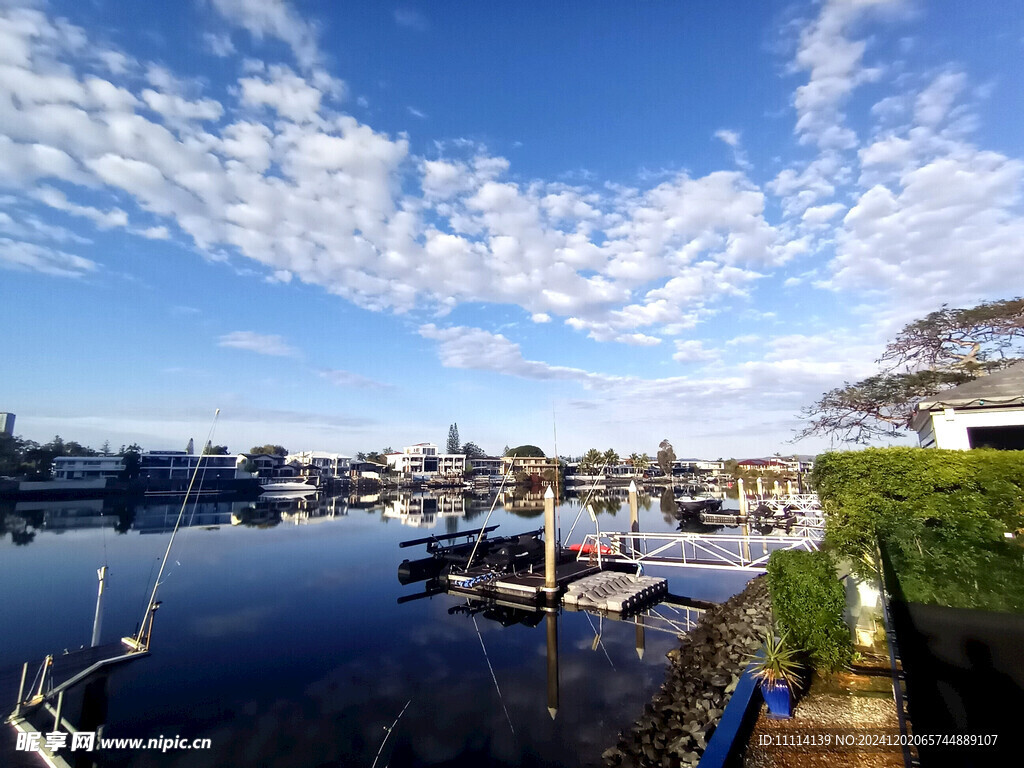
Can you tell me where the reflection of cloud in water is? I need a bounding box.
[190,605,277,638]
[131,612,677,767]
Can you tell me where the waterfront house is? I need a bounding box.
[236,452,296,480]
[501,455,559,478]
[386,443,466,478]
[140,451,239,481]
[52,455,124,481]
[912,363,1024,450]
[286,451,351,479]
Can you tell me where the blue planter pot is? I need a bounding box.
[760,680,792,719]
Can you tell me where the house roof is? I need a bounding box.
[916,363,1024,411]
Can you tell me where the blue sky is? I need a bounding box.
[2,0,1023,459]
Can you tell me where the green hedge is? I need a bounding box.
[813,447,1024,611]
[766,549,852,672]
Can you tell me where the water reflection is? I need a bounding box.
[1,487,754,767]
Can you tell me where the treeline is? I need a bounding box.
[0,434,142,480]
[0,434,292,480]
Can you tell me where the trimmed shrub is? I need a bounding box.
[814,447,1024,611]
[767,549,852,673]
[814,448,1024,567]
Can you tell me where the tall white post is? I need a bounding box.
[628,480,639,533]
[544,485,557,593]
[737,478,747,516]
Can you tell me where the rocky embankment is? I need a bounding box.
[603,576,771,768]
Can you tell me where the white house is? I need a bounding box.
[386,443,466,477]
[912,364,1024,450]
[52,455,124,480]
[286,451,351,478]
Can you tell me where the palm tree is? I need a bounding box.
[633,452,651,476]
[580,448,603,474]
[602,449,619,469]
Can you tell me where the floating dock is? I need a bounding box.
[562,572,668,613]
[445,558,601,604]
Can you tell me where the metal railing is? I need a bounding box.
[577,530,822,572]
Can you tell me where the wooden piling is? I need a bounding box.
[737,478,747,516]
[543,485,556,593]
[546,612,559,720]
[628,480,639,532]
[756,477,763,497]
[635,615,645,660]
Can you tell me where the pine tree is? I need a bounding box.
[446,423,460,454]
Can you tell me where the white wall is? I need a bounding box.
[921,407,1024,450]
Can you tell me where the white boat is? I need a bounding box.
[259,479,317,495]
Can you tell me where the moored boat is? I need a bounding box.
[259,479,317,495]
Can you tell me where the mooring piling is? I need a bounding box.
[628,480,639,532]
[543,485,557,594]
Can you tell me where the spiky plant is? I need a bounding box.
[749,630,801,688]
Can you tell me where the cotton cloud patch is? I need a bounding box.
[217,331,300,357]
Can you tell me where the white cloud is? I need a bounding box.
[141,89,224,124]
[394,8,428,31]
[203,32,236,57]
[318,369,390,389]
[914,70,967,127]
[137,225,170,239]
[32,186,129,229]
[0,237,97,277]
[714,128,751,170]
[209,0,321,70]
[672,340,719,363]
[826,149,1024,308]
[790,0,900,150]
[217,331,300,357]
[239,64,326,122]
[801,202,845,227]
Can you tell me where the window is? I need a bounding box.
[967,425,1024,450]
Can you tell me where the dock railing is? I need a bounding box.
[577,530,822,572]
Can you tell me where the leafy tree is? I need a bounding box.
[657,439,676,479]
[101,440,112,456]
[120,445,142,481]
[798,297,1024,443]
[460,441,486,458]
[602,448,620,468]
[446,423,460,454]
[0,433,20,476]
[635,453,651,473]
[629,452,652,475]
[579,448,603,474]
[249,444,287,456]
[359,448,391,464]
[506,444,545,457]
[204,443,230,455]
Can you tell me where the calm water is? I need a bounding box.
[0,490,753,767]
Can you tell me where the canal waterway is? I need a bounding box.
[1,489,756,767]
